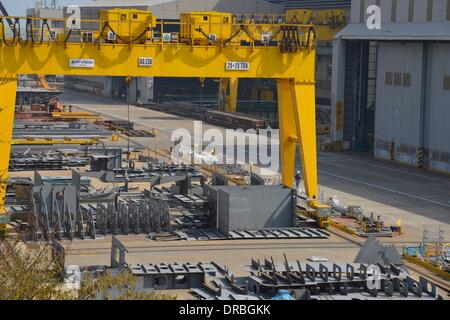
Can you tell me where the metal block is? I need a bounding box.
[419,277,437,298]
[339,282,348,295]
[305,264,316,282]
[346,263,354,280]
[108,203,118,235]
[332,263,342,281]
[406,276,422,297]
[97,203,108,236]
[319,263,329,282]
[31,184,78,241]
[86,206,96,239]
[117,200,129,235]
[359,264,368,280]
[383,280,394,297]
[111,236,128,268]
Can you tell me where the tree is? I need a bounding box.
[0,239,70,300]
[0,239,176,300]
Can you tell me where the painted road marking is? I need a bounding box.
[317,170,450,209]
[321,153,450,185]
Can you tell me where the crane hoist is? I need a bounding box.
[0,9,322,235]
[218,9,348,113]
[285,8,347,41]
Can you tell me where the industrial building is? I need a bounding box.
[331,0,450,173]
[25,0,450,174]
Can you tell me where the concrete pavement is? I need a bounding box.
[61,90,450,243]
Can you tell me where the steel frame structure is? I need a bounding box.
[0,16,319,232]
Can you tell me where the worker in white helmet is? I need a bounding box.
[294,170,302,189]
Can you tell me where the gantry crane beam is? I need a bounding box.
[0,43,313,78]
[0,14,319,234]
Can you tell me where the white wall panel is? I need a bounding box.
[432,0,447,21]
[375,42,424,163]
[381,0,393,22]
[426,44,450,162]
[414,0,428,22]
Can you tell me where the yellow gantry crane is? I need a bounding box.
[0,10,320,234]
[217,9,347,113]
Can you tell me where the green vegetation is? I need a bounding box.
[0,239,176,300]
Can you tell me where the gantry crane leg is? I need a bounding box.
[0,75,17,235]
[276,79,297,189]
[218,77,238,112]
[277,78,318,207]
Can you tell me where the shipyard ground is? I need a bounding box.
[59,89,450,242]
[9,90,450,298]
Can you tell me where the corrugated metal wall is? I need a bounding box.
[352,0,450,23]
[374,42,424,165]
[424,44,450,172]
[374,42,450,173]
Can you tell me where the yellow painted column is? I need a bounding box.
[290,79,318,207]
[218,78,238,112]
[276,79,297,188]
[0,75,17,235]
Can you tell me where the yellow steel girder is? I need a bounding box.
[0,43,314,79]
[11,138,100,145]
[276,79,318,207]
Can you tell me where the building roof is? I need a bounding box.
[335,21,450,41]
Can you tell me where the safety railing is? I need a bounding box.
[0,15,316,53]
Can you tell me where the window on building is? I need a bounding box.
[403,73,411,87]
[385,72,393,85]
[444,76,450,90]
[394,72,402,86]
